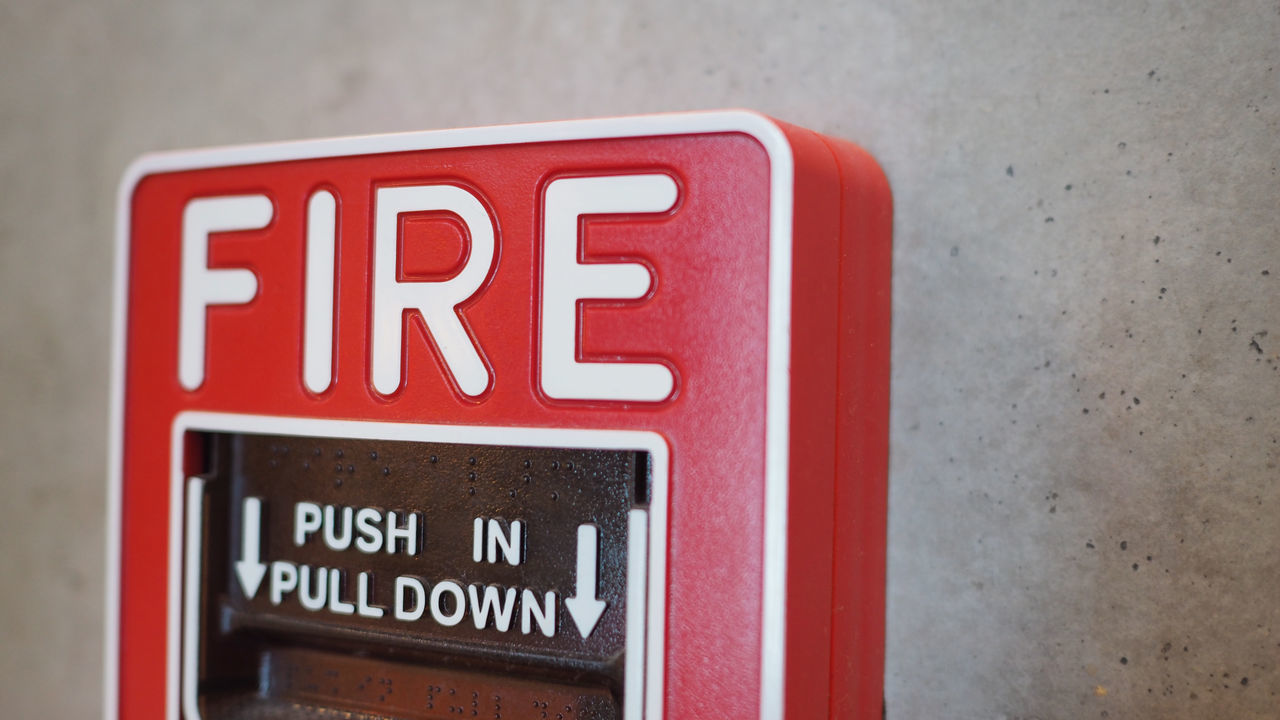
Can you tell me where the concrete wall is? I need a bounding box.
[2,1,1277,717]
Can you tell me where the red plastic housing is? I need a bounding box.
[107,111,891,719]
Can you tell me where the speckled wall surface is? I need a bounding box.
[1,1,1276,717]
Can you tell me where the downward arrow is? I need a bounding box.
[234,497,267,600]
[565,523,607,639]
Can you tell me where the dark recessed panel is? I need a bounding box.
[192,431,650,719]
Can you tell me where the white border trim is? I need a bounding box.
[170,412,670,720]
[179,477,205,720]
[105,110,793,720]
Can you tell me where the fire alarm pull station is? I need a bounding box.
[106,111,891,720]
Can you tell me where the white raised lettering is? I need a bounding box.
[371,184,495,397]
[323,505,354,551]
[298,566,327,611]
[328,569,355,615]
[430,580,466,627]
[356,572,384,618]
[295,502,321,546]
[386,511,419,555]
[268,561,297,606]
[468,584,517,632]
[540,175,677,401]
[354,507,383,553]
[487,518,523,566]
[179,194,273,391]
[233,497,267,599]
[565,523,607,639]
[521,589,557,637]
[303,189,337,393]
[395,576,426,621]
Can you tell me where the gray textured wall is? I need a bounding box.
[2,1,1277,717]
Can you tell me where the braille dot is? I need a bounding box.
[1120,657,1128,665]
[382,467,390,476]
[551,461,560,470]
[468,471,477,481]
[468,457,477,465]
[314,448,322,456]
[468,487,476,496]
[303,461,310,470]
[336,449,344,458]
[566,461,574,470]
[335,478,343,487]
[347,464,355,473]
[369,451,378,460]
[524,460,532,468]
[551,492,558,501]
[430,455,438,463]
[335,463,344,472]
[523,474,531,483]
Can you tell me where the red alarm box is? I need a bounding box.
[105,111,891,720]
